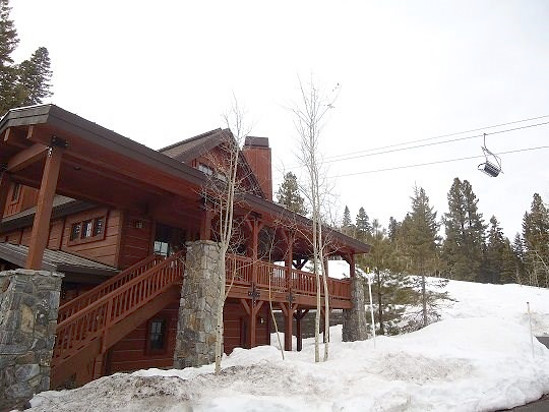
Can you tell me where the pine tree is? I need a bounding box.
[500,238,519,284]
[0,0,52,114]
[276,171,307,215]
[17,47,52,106]
[512,233,525,284]
[359,219,414,335]
[399,185,445,328]
[387,216,400,243]
[484,215,506,284]
[442,178,486,281]
[355,207,371,242]
[341,205,354,236]
[522,193,549,287]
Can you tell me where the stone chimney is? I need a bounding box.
[242,136,272,200]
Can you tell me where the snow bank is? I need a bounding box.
[27,275,549,411]
[29,317,549,411]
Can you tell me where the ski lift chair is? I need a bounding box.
[478,134,502,177]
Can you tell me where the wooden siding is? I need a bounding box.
[107,302,179,373]
[2,207,123,268]
[224,299,270,354]
[60,208,120,267]
[118,213,153,269]
[3,185,39,218]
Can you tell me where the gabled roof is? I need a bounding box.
[159,127,266,198]
[0,243,118,276]
[159,128,228,164]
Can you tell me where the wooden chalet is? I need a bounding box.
[0,104,370,387]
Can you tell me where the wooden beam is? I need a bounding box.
[6,143,48,173]
[25,145,63,269]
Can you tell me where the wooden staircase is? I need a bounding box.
[51,250,185,389]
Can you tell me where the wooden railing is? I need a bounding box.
[52,251,185,366]
[225,254,351,300]
[57,254,166,323]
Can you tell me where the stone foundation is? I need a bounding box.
[342,275,368,342]
[0,269,63,411]
[173,240,224,368]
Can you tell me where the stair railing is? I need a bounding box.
[57,254,166,323]
[52,250,185,366]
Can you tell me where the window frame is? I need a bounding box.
[67,212,107,245]
[146,316,170,355]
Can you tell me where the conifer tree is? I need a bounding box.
[500,238,519,284]
[399,185,444,328]
[355,206,371,242]
[360,219,414,335]
[388,216,400,243]
[442,178,486,281]
[0,0,52,114]
[512,233,526,284]
[484,215,506,284]
[276,171,307,215]
[341,205,354,236]
[522,193,549,287]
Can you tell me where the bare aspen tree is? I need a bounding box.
[292,76,339,362]
[202,96,250,374]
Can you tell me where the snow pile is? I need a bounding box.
[27,276,549,411]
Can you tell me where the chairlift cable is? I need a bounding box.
[330,144,549,178]
[323,120,549,164]
[324,114,549,162]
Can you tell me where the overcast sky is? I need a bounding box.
[11,1,549,238]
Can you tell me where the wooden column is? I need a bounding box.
[0,169,11,224]
[241,299,264,349]
[294,309,308,352]
[349,254,356,277]
[199,208,212,240]
[281,302,297,351]
[26,145,63,269]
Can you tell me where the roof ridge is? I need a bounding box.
[158,128,224,152]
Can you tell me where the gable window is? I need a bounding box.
[198,163,213,176]
[68,213,107,245]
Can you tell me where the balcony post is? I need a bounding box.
[26,143,64,269]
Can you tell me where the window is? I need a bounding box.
[70,223,81,241]
[147,318,168,353]
[154,241,169,257]
[68,214,107,244]
[10,183,21,203]
[198,163,213,176]
[82,220,93,238]
[93,217,104,236]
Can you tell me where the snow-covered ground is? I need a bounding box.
[27,271,549,412]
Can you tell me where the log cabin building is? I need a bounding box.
[0,104,370,389]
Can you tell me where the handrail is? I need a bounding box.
[57,254,166,323]
[225,254,351,299]
[53,250,185,365]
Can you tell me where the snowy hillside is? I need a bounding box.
[28,275,549,412]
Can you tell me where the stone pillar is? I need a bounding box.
[0,269,63,411]
[173,240,224,368]
[342,275,368,342]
